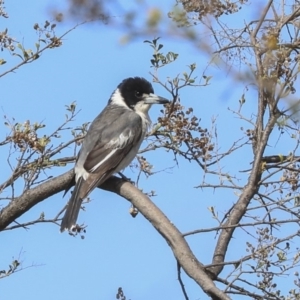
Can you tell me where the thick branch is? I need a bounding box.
[0,171,230,300]
[103,178,230,300]
[210,111,280,277]
[0,170,74,230]
[252,0,273,38]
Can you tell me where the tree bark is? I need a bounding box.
[0,170,230,299]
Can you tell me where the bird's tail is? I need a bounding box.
[60,177,84,232]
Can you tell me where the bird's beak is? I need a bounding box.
[144,93,169,104]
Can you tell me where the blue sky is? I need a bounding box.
[1,1,297,300]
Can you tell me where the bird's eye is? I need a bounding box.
[135,91,143,98]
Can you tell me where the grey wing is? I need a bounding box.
[76,107,142,200]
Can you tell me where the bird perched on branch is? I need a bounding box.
[60,77,169,232]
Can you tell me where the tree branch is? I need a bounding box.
[101,177,231,300]
[0,170,230,300]
[0,22,86,79]
[252,0,273,38]
[0,170,74,231]
[209,111,280,277]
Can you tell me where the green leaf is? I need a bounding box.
[44,20,50,28]
[204,75,212,84]
[12,53,24,61]
[17,43,24,50]
[152,37,160,46]
[173,77,179,87]
[12,260,20,268]
[190,63,196,70]
[23,51,29,60]
[239,93,245,104]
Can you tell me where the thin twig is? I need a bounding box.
[0,22,87,78]
[177,260,189,300]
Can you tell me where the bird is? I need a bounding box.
[60,77,169,232]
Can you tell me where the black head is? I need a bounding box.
[109,77,169,112]
[117,77,155,109]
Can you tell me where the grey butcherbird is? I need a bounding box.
[60,77,169,232]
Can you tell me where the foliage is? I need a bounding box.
[0,249,40,280]
[3,1,300,300]
[170,0,300,299]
